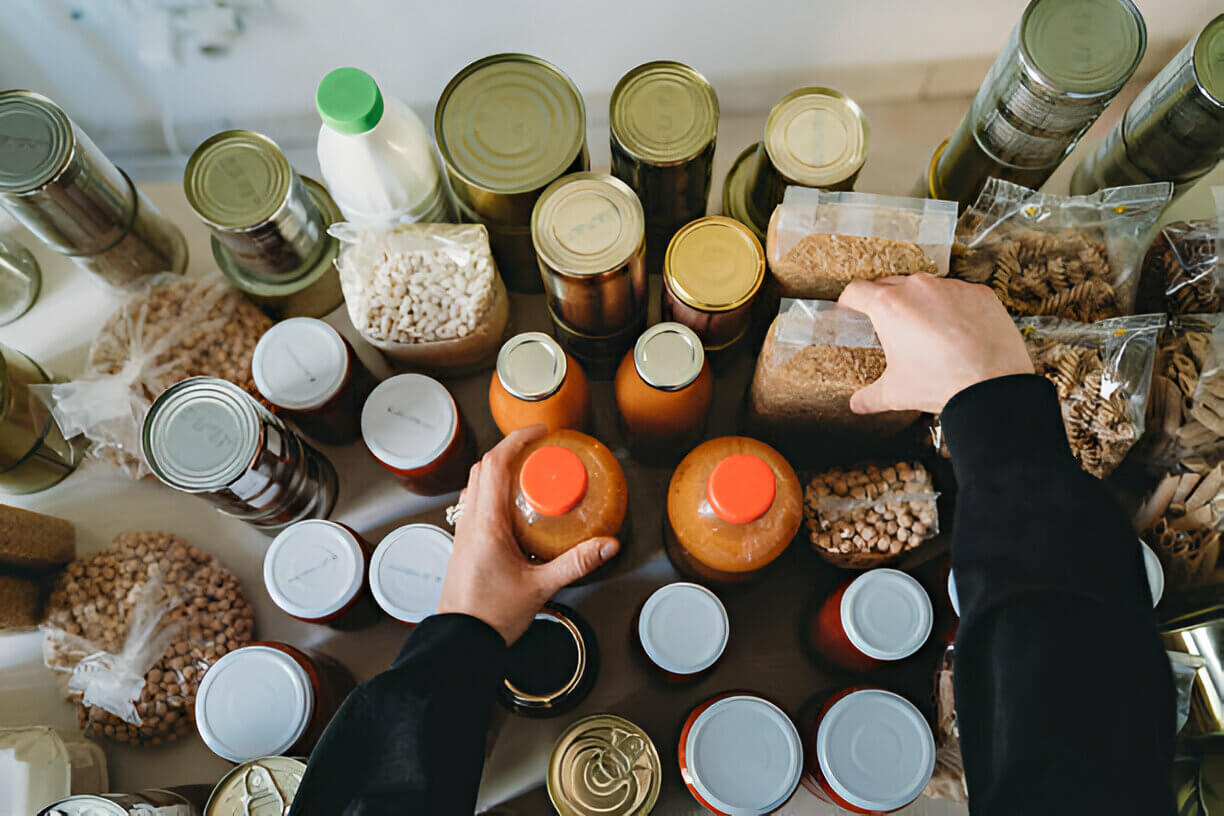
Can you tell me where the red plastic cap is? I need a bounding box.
[706,454,776,524]
[520,445,588,517]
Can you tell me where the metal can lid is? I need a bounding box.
[142,377,263,493]
[252,317,350,411]
[665,216,764,312]
[1019,0,1145,95]
[264,520,366,620]
[205,756,307,816]
[37,796,129,816]
[369,524,452,624]
[841,569,933,661]
[764,87,868,188]
[816,689,935,812]
[184,130,293,229]
[360,373,458,472]
[532,172,644,276]
[548,714,662,816]
[195,645,314,763]
[610,61,718,165]
[633,322,704,391]
[0,91,74,194]
[436,53,586,195]
[497,332,568,401]
[638,582,728,675]
[1194,15,1224,106]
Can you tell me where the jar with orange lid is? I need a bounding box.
[489,332,590,436]
[510,429,627,574]
[666,436,802,584]
[615,322,713,464]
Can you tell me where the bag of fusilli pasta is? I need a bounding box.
[1134,187,1223,316]
[951,179,1171,321]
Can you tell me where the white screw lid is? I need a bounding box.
[264,520,366,621]
[361,374,457,471]
[369,524,452,624]
[638,582,728,674]
[251,318,350,411]
[841,569,933,661]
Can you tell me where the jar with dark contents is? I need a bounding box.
[635,582,728,683]
[809,569,934,673]
[141,377,339,532]
[204,756,307,816]
[263,520,379,630]
[368,524,453,625]
[194,641,356,763]
[361,373,478,496]
[501,603,598,718]
[252,317,378,445]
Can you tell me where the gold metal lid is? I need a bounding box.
[548,714,662,816]
[1020,0,1145,95]
[763,87,868,188]
[610,61,718,165]
[532,172,644,276]
[204,756,307,815]
[634,322,704,391]
[497,332,567,401]
[436,53,586,195]
[1194,15,1224,106]
[0,91,74,194]
[184,130,293,229]
[721,142,767,242]
[664,216,764,312]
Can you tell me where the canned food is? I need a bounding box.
[0,235,39,326]
[502,602,598,717]
[809,569,934,673]
[721,143,767,243]
[360,373,478,496]
[548,299,648,380]
[548,714,662,816]
[453,194,542,292]
[38,787,213,816]
[636,582,728,682]
[0,343,80,494]
[663,216,764,353]
[141,377,339,531]
[204,756,306,816]
[368,523,453,625]
[489,332,591,435]
[264,520,378,629]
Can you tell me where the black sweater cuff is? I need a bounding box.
[942,374,1075,476]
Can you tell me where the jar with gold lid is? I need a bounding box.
[548,713,662,815]
[489,332,591,435]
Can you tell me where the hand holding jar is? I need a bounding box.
[437,426,620,644]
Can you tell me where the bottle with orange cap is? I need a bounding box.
[666,436,803,584]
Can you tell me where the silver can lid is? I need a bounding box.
[633,322,704,391]
[497,332,567,401]
[0,91,74,194]
[142,377,263,493]
[38,796,128,816]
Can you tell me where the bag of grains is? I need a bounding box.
[950,178,1171,321]
[333,222,509,375]
[33,273,272,479]
[41,531,254,746]
[767,187,957,299]
[1134,188,1224,316]
[1018,313,1162,478]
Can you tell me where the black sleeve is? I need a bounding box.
[288,613,507,816]
[942,374,1175,816]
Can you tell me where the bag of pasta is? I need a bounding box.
[1135,187,1223,315]
[951,179,1171,321]
[1139,314,1224,470]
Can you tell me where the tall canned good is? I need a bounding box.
[1071,14,1224,199]
[436,53,589,292]
[0,91,187,287]
[547,714,662,816]
[931,0,1146,207]
[142,377,339,531]
[204,756,307,816]
[38,787,214,816]
[0,343,80,493]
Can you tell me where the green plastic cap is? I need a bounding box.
[316,67,384,134]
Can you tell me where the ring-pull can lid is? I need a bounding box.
[520,445,588,517]
[0,91,73,194]
[361,373,458,472]
[638,582,729,674]
[1019,0,1146,95]
[264,520,366,620]
[368,523,452,624]
[841,569,933,661]
[252,317,350,411]
[497,332,568,401]
[204,755,307,816]
[184,130,294,229]
[548,714,662,816]
[610,61,719,165]
[634,322,704,391]
[763,87,868,188]
[665,216,764,312]
[532,172,645,276]
[707,454,776,525]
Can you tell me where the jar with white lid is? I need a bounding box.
[636,582,728,682]
[369,523,452,625]
[809,569,933,673]
[264,520,378,630]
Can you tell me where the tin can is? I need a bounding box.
[204,756,307,816]
[1071,14,1224,199]
[934,0,1146,207]
[721,143,767,243]
[547,714,662,816]
[635,581,728,682]
[368,523,453,625]
[38,787,213,816]
[490,332,591,435]
[501,602,598,718]
[264,520,379,629]
[453,193,543,292]
[809,569,934,673]
[0,234,39,326]
[142,377,339,531]
[1162,605,1224,738]
[0,343,80,494]
[548,300,647,381]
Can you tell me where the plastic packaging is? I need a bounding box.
[1136,465,1222,592]
[1135,188,1224,315]
[1139,314,1224,469]
[0,344,80,494]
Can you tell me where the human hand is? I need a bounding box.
[437,425,620,645]
[837,274,1034,414]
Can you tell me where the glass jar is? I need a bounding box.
[665,436,802,584]
[0,343,80,494]
[142,377,339,531]
[489,332,590,435]
[252,317,378,446]
[809,569,934,673]
[501,603,598,718]
[361,373,477,496]
[615,322,713,464]
[635,582,728,682]
[204,756,307,816]
[679,693,804,815]
[0,234,40,326]
[547,714,662,816]
[368,524,453,625]
[263,520,378,630]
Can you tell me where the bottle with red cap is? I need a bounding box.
[665,436,803,584]
[809,569,934,673]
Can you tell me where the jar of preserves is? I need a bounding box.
[809,569,933,673]
[252,317,379,446]
[615,322,713,464]
[489,332,590,435]
[194,641,356,763]
[510,429,627,567]
[679,693,804,815]
[361,373,478,496]
[204,756,307,816]
[801,687,935,814]
[368,523,453,625]
[666,437,802,584]
[263,519,378,630]
[0,343,80,494]
[547,714,662,816]
[636,582,728,682]
[501,603,598,718]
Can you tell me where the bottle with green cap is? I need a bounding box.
[316,67,452,227]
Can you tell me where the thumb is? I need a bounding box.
[538,537,620,592]
[849,378,893,415]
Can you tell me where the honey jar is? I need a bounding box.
[489,332,591,435]
[263,520,378,630]
[809,569,933,673]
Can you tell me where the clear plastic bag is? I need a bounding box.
[1139,314,1224,470]
[951,179,1172,320]
[766,188,958,299]
[1136,187,1224,315]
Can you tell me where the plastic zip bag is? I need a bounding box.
[1136,187,1224,315]
[1138,314,1224,470]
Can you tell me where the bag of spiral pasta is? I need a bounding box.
[1134,187,1223,316]
[951,179,1171,321]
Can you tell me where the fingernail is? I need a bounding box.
[599,538,619,561]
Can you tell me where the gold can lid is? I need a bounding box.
[184,130,293,229]
[1194,14,1224,106]
[610,61,718,165]
[497,331,568,401]
[548,714,662,816]
[204,755,307,815]
[1020,0,1145,95]
[532,171,644,276]
[763,87,868,188]
[436,53,586,195]
[665,216,764,312]
[634,322,704,391]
